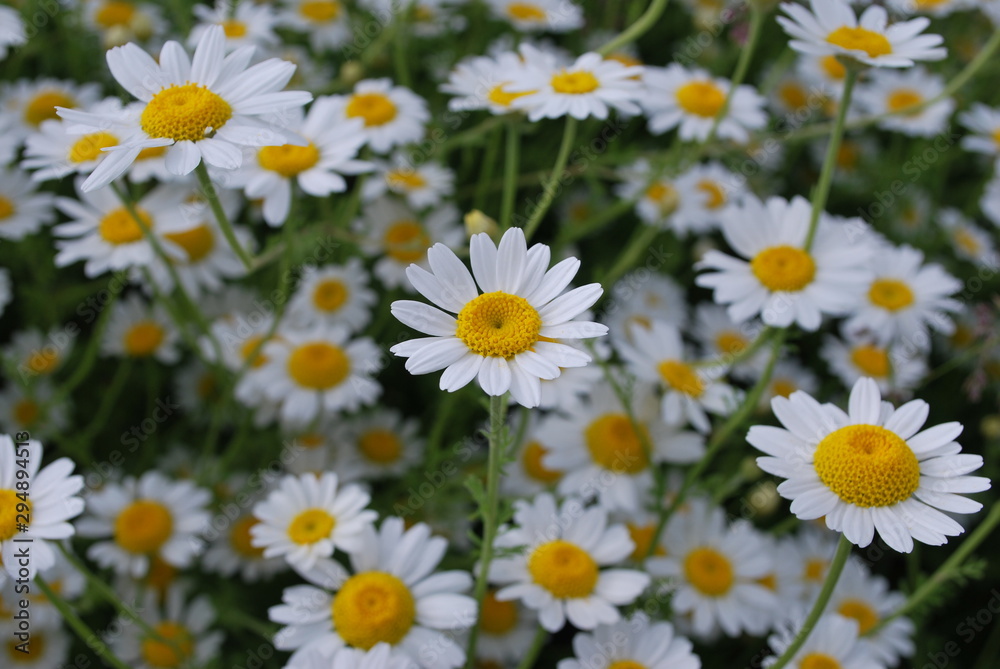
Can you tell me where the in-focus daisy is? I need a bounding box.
[0,380,70,439]
[100,294,181,364]
[251,472,376,572]
[0,6,26,60]
[696,195,874,331]
[362,153,455,209]
[71,25,312,192]
[764,612,882,669]
[277,0,351,52]
[0,167,55,240]
[855,67,954,137]
[440,52,535,115]
[76,471,211,577]
[0,78,101,140]
[325,79,429,154]
[485,0,584,32]
[748,377,991,552]
[0,436,84,580]
[821,333,927,393]
[940,207,998,265]
[641,64,767,143]
[557,613,701,669]
[489,493,651,632]
[959,103,1000,157]
[603,270,688,337]
[777,0,947,69]
[287,258,377,333]
[390,227,608,408]
[329,410,425,482]
[269,518,476,668]
[188,0,279,50]
[827,561,914,665]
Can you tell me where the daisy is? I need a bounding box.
[485,0,584,32]
[557,613,701,669]
[844,243,962,349]
[821,333,927,393]
[0,381,70,440]
[23,98,129,182]
[603,270,689,337]
[489,493,651,632]
[188,0,279,51]
[5,329,69,380]
[502,413,566,497]
[758,359,821,408]
[0,78,101,141]
[251,472,376,573]
[939,208,997,264]
[235,97,372,226]
[362,153,455,209]
[295,644,416,669]
[764,613,882,669]
[796,53,851,101]
[854,67,955,137]
[696,194,874,331]
[440,51,536,115]
[887,0,971,17]
[73,25,312,192]
[505,46,645,121]
[0,167,55,240]
[641,64,767,143]
[0,268,9,319]
[0,617,70,669]
[784,527,841,604]
[389,226,608,408]
[100,294,181,364]
[324,79,429,154]
[692,305,769,381]
[536,339,606,414]
[748,377,992,552]
[614,159,684,228]
[360,0,466,38]
[202,496,287,582]
[0,6,26,60]
[646,498,777,638]
[777,0,947,69]
[0,436,85,580]
[277,0,351,52]
[287,258,377,333]
[770,72,820,117]
[82,0,166,47]
[76,471,211,577]
[475,590,539,668]
[983,174,1000,227]
[827,561,915,665]
[269,517,476,668]
[329,409,425,482]
[672,162,746,234]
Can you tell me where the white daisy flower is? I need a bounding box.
[389,226,608,408]
[647,498,777,639]
[887,0,971,17]
[0,617,70,669]
[0,78,101,141]
[362,153,455,209]
[764,613,882,669]
[827,561,914,665]
[783,527,841,604]
[359,198,464,291]
[536,339,606,414]
[251,472,376,573]
[489,493,651,632]
[76,471,211,577]
[0,436,84,580]
[203,502,287,582]
[0,380,70,440]
[844,243,962,349]
[692,305,769,381]
[287,258,378,333]
[758,359,821,409]
[0,167,54,240]
[854,67,955,137]
[475,589,539,668]
[100,294,181,364]
[5,328,69,379]
[485,0,584,32]
[360,0,466,38]
[440,51,536,115]
[269,517,476,668]
[72,25,312,192]
[0,6,26,60]
[770,72,821,117]
[557,613,701,669]
[983,174,1000,228]
[672,162,746,234]
[329,409,425,482]
[22,98,129,182]
[939,208,997,264]
[295,643,416,669]
[614,159,684,228]
[236,97,371,226]
[796,53,851,101]
[748,377,991,553]
[641,64,767,143]
[603,269,689,337]
[821,333,927,393]
[696,194,874,331]
[502,412,566,498]
[82,0,167,47]
[189,0,279,51]
[777,0,947,69]
[325,79,429,154]
[277,0,351,52]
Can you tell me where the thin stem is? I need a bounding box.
[556,196,636,246]
[522,117,578,241]
[597,0,671,56]
[516,626,549,669]
[194,162,253,269]
[598,224,660,288]
[74,359,133,448]
[707,4,765,144]
[50,286,120,405]
[35,576,133,669]
[500,122,521,230]
[474,127,503,213]
[768,536,853,669]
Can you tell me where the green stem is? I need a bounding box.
[599,224,660,288]
[474,127,503,213]
[75,360,133,448]
[392,2,413,88]
[597,0,671,56]
[516,626,549,669]
[768,536,852,669]
[707,4,765,145]
[194,162,253,269]
[500,122,521,230]
[557,196,636,246]
[35,576,132,669]
[522,117,578,241]
[50,286,120,406]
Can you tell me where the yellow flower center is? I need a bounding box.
[838,599,879,635]
[627,522,665,560]
[487,84,534,108]
[868,278,914,311]
[658,360,704,397]
[384,220,429,263]
[231,515,265,558]
[69,131,119,163]
[312,278,349,312]
[609,662,648,669]
[522,441,561,484]
[140,83,233,142]
[300,0,340,21]
[804,558,826,583]
[993,129,1000,149]
[837,141,860,169]
[757,573,778,590]
[507,2,546,21]
[25,91,76,127]
[826,26,893,58]
[585,414,650,474]
[0,195,14,220]
[26,350,59,375]
[140,621,194,669]
[697,179,727,209]
[99,206,152,244]
[480,590,518,635]
[915,0,947,7]
[221,19,246,38]
[813,424,921,507]
[164,224,215,262]
[386,169,426,191]
[6,632,45,663]
[676,80,726,118]
[820,55,847,80]
[887,89,923,115]
[751,245,816,292]
[240,335,269,369]
[359,429,403,464]
[528,540,599,598]
[332,572,416,650]
[123,321,166,357]
[146,556,178,595]
[646,182,680,216]
[779,81,809,110]
[550,70,600,95]
[954,229,981,255]
[298,433,325,449]
[684,546,734,596]
[800,654,842,669]
[258,143,321,178]
[607,53,643,68]
[287,342,351,390]
[0,490,30,541]
[850,344,890,378]
[771,378,798,398]
[13,400,40,428]
[715,331,747,356]
[96,1,136,27]
[288,508,336,544]
[114,500,174,554]
[455,291,542,359]
[346,92,398,127]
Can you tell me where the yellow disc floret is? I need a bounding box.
[684,546,734,596]
[813,424,921,507]
[658,360,705,397]
[609,662,648,669]
[585,413,650,474]
[627,522,665,560]
[522,441,561,484]
[13,400,40,427]
[675,80,726,118]
[26,350,59,375]
[887,89,923,115]
[300,0,341,22]
[0,490,30,541]
[99,206,153,245]
[258,143,321,178]
[287,342,350,390]
[140,621,194,668]
[0,195,14,220]
[25,91,76,127]
[359,429,403,464]
[480,590,518,635]
[850,345,890,378]
[697,179,727,209]
[838,599,879,635]
[715,331,747,356]
[826,26,893,58]
[312,279,349,312]
[528,540,599,598]
[455,292,542,358]
[507,2,546,21]
[231,515,265,558]
[751,245,816,292]
[346,93,397,127]
[123,321,166,357]
[141,83,233,142]
[868,278,914,311]
[332,571,417,649]
[69,132,119,163]
[384,220,429,263]
[287,508,336,544]
[95,1,136,28]
[164,224,215,262]
[799,654,842,669]
[114,500,174,554]
[386,169,427,191]
[551,70,600,95]
[646,182,680,216]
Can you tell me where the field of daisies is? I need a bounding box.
[2,0,1000,667]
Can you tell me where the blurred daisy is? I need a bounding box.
[0,6,26,59]
[23,98,128,182]
[887,0,971,17]
[0,381,70,439]
[277,0,351,51]
[502,413,565,497]
[82,0,166,47]
[101,294,181,364]
[939,208,997,264]
[693,305,769,381]
[796,53,850,101]
[287,258,377,333]
[778,0,947,68]
[476,590,539,668]
[765,612,882,669]
[330,409,425,482]
[983,175,1000,227]
[854,67,954,137]
[25,549,87,626]
[485,0,584,32]
[0,167,55,240]
[784,527,840,604]
[189,0,279,50]
[960,103,1000,157]
[0,616,70,668]
[748,377,991,552]
[0,78,101,140]
[0,269,9,318]
[557,613,701,669]
[821,333,927,393]
[269,518,476,668]
[251,472,376,572]
[614,159,683,228]
[536,339,606,414]
[5,328,68,379]
[203,502,287,582]
[828,561,914,665]
[390,227,608,408]
[326,79,429,154]
[440,51,535,115]
[76,471,211,577]
[758,359,820,408]
[673,162,746,234]
[642,64,767,143]
[299,643,415,669]
[603,270,688,337]
[489,493,651,632]
[362,153,455,209]
[696,195,874,331]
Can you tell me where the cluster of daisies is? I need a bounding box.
[0,0,998,668]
